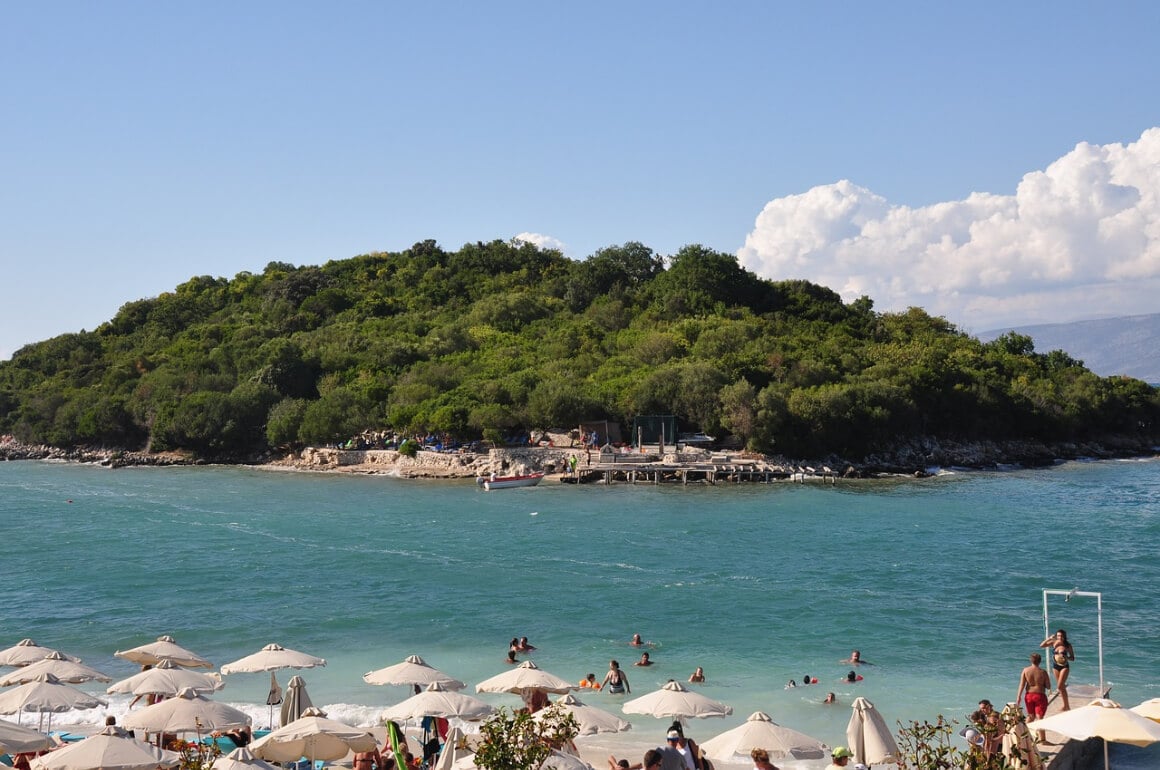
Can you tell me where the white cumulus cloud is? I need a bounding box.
[738,128,1160,331]
[513,232,567,254]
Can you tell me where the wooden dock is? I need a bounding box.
[559,458,839,485]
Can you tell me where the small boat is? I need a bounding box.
[476,471,545,490]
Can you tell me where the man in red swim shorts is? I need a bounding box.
[1017,652,1051,741]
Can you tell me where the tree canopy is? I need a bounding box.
[2,239,1157,459]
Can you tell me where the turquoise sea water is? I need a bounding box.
[2,458,1158,767]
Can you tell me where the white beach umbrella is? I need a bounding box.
[532,694,631,736]
[107,659,223,697]
[1034,699,1160,770]
[432,727,477,770]
[221,643,325,728]
[220,644,326,674]
[381,682,496,722]
[475,661,575,695]
[249,711,377,763]
[120,687,250,735]
[700,711,827,761]
[1130,698,1160,722]
[115,636,213,669]
[279,675,314,727]
[0,640,79,668]
[621,680,733,720]
[845,696,898,766]
[0,651,112,686]
[0,718,52,754]
[0,673,107,729]
[265,672,282,709]
[363,654,466,690]
[211,746,281,770]
[1035,699,1160,746]
[29,725,181,770]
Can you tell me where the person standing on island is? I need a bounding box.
[602,659,630,693]
[1017,652,1051,741]
[1040,629,1075,711]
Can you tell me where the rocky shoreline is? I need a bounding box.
[3,433,1156,478]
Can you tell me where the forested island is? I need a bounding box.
[2,239,1158,471]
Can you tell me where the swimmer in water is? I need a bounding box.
[842,649,873,665]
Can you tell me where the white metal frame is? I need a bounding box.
[1042,587,1104,691]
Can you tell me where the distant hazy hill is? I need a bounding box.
[981,313,1160,384]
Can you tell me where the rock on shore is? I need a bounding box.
[269,445,577,478]
[0,436,195,467]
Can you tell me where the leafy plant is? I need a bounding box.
[895,715,1027,770]
[473,705,579,770]
[176,737,222,770]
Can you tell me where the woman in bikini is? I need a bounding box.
[601,659,630,694]
[1041,628,1075,710]
[353,746,382,770]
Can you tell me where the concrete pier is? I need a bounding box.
[561,459,838,485]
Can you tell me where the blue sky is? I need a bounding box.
[4,2,1160,359]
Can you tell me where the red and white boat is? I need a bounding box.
[476,471,545,490]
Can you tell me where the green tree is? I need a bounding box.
[719,379,757,445]
[297,387,370,445]
[267,398,309,447]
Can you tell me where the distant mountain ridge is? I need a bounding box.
[980,313,1160,384]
